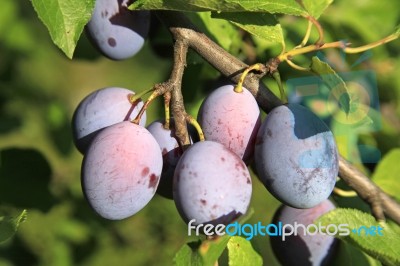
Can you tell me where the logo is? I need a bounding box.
[188,220,384,240]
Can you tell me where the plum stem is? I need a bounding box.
[234,63,266,93]
[294,20,313,49]
[163,91,172,129]
[271,71,287,103]
[186,115,205,141]
[333,187,357,197]
[132,90,160,124]
[128,86,154,104]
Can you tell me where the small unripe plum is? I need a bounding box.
[255,104,338,208]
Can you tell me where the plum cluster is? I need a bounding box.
[72,85,256,224]
[76,2,340,263]
[72,83,339,264]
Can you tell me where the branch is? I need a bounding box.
[169,38,190,147]
[156,11,282,113]
[155,11,400,224]
[338,157,400,223]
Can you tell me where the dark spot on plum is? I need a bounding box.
[235,162,245,170]
[221,157,225,162]
[267,129,273,137]
[200,199,207,205]
[247,178,251,184]
[181,163,185,170]
[141,167,150,177]
[148,174,159,189]
[101,10,108,18]
[108,38,116,47]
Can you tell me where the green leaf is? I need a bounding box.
[372,149,400,201]
[227,236,262,266]
[317,208,400,266]
[174,240,203,266]
[130,0,307,16]
[212,12,284,48]
[301,0,333,18]
[187,12,242,55]
[310,56,351,115]
[174,236,231,266]
[31,0,95,59]
[200,236,231,265]
[0,209,28,243]
[332,241,382,266]
[173,209,255,265]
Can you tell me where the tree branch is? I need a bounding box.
[169,38,190,147]
[155,11,400,224]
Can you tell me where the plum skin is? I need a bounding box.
[173,141,252,226]
[86,0,150,60]
[72,87,146,154]
[81,121,162,220]
[270,200,339,266]
[198,84,261,162]
[146,119,185,199]
[255,103,338,209]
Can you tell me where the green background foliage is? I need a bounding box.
[0,0,399,265]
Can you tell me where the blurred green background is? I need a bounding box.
[0,0,399,265]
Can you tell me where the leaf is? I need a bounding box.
[174,209,255,265]
[227,236,263,266]
[187,12,242,55]
[310,56,351,115]
[174,236,231,266]
[174,240,203,266]
[317,208,400,266]
[301,0,333,18]
[0,209,28,243]
[372,149,400,201]
[200,236,231,265]
[332,241,382,266]
[212,12,284,48]
[130,0,307,16]
[31,0,95,58]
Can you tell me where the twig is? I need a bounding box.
[338,157,400,223]
[168,38,190,147]
[156,11,400,224]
